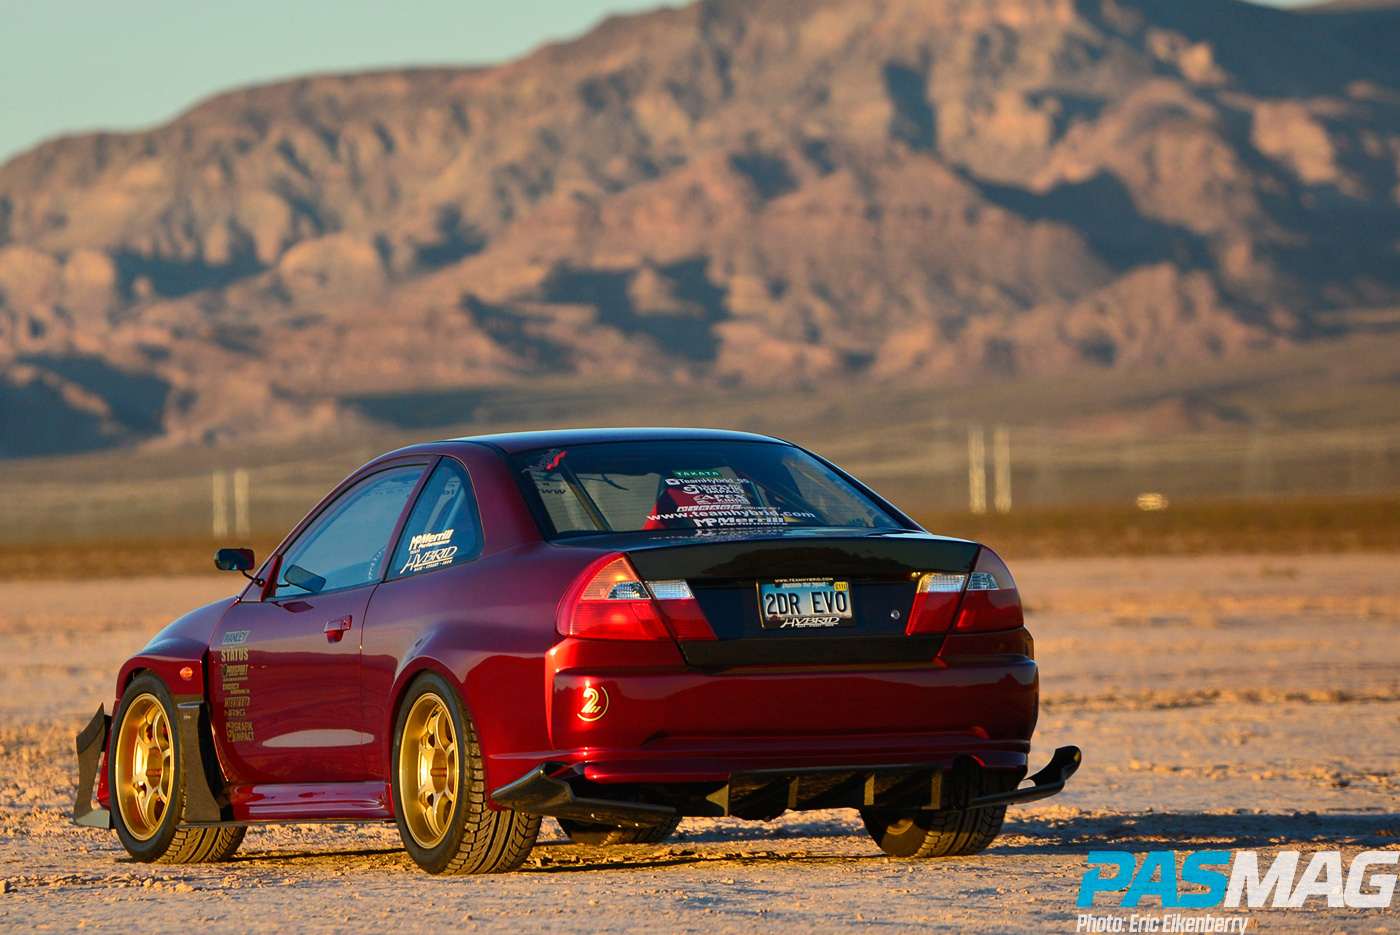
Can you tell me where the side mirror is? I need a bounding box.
[215,548,255,572]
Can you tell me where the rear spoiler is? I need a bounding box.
[626,535,980,581]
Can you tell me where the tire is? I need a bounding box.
[109,673,247,863]
[390,672,540,874]
[861,803,1006,858]
[557,817,681,846]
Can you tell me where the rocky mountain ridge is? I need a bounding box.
[2,0,1399,455]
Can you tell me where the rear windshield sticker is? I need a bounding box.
[524,449,566,473]
[645,472,817,529]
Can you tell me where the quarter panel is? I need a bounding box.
[446,445,544,556]
[361,541,591,792]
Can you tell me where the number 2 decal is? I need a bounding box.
[578,685,609,722]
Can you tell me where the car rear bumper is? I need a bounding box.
[504,634,1042,815]
[542,653,1040,764]
[497,730,1033,785]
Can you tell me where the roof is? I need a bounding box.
[446,426,788,455]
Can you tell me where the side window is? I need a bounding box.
[272,465,425,599]
[389,459,483,578]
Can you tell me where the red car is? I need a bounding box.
[73,428,1078,873]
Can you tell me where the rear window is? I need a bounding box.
[511,440,902,538]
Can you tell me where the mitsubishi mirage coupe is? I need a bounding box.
[73,428,1079,874]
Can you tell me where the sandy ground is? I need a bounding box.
[1,555,1397,933]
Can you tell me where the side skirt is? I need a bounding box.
[204,782,395,825]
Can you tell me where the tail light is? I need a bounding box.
[906,547,1023,635]
[557,553,716,641]
[953,547,1023,633]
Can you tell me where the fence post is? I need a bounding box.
[212,470,228,537]
[968,426,987,515]
[993,425,1011,514]
[233,468,250,537]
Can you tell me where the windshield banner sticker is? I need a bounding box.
[643,473,817,530]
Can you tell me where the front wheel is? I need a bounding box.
[109,674,246,863]
[557,817,681,846]
[391,673,540,874]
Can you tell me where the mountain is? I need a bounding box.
[2,0,1399,455]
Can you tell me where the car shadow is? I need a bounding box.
[522,810,1399,874]
[176,810,1397,874]
[222,845,407,864]
[993,810,1399,855]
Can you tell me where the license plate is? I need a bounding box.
[758,579,854,629]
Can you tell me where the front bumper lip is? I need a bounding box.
[491,745,1082,823]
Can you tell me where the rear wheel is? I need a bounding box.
[557,817,681,846]
[861,804,1006,858]
[391,673,540,874]
[110,674,246,863]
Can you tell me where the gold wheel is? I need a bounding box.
[113,693,175,841]
[398,693,459,848]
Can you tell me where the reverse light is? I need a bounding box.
[905,573,968,635]
[557,554,715,641]
[646,579,717,641]
[968,572,1000,590]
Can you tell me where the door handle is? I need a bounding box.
[323,616,353,643]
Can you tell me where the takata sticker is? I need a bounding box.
[222,629,250,646]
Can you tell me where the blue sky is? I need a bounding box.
[0,0,1316,165]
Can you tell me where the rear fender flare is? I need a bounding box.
[383,629,548,800]
[383,653,504,810]
[385,655,465,747]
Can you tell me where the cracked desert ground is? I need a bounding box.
[1,555,1396,933]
